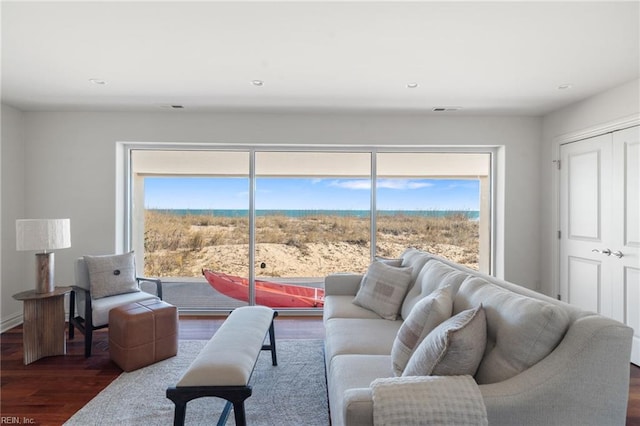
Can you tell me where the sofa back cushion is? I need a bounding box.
[401,260,469,320]
[454,277,571,384]
[399,248,432,283]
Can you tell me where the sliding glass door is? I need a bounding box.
[253,152,371,308]
[131,150,250,310]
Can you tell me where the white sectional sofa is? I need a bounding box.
[323,249,633,426]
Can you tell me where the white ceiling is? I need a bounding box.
[2,1,639,115]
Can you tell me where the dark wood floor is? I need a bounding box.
[1,316,638,426]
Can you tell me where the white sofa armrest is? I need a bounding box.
[479,315,632,426]
[325,273,363,296]
[343,388,374,426]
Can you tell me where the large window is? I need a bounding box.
[375,152,490,271]
[128,148,492,312]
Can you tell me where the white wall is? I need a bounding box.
[1,104,27,330]
[540,78,640,297]
[1,110,542,326]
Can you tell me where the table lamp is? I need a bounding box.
[16,219,71,294]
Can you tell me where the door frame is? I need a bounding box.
[552,114,640,301]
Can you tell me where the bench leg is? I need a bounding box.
[167,386,252,426]
[268,319,277,366]
[232,401,247,426]
[173,402,187,426]
[261,312,278,366]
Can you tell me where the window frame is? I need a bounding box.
[117,143,498,310]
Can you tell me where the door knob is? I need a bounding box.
[612,251,624,258]
[591,248,612,256]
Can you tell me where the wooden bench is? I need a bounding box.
[166,306,278,426]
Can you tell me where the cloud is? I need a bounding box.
[329,179,434,190]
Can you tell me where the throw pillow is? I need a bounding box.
[352,260,413,320]
[85,252,140,299]
[403,305,486,377]
[391,286,453,376]
[375,257,403,267]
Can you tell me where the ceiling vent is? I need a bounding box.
[432,107,462,112]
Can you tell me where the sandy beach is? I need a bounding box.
[144,211,479,278]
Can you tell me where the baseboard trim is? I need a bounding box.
[1,312,23,333]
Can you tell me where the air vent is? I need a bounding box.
[432,106,462,112]
[158,104,185,110]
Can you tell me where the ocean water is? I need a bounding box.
[149,209,480,220]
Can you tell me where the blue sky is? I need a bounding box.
[144,177,480,211]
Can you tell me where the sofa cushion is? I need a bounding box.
[84,252,140,299]
[353,261,413,320]
[323,295,385,322]
[403,305,486,377]
[328,354,392,426]
[390,286,453,376]
[399,248,432,282]
[325,318,403,366]
[454,277,571,384]
[401,259,470,320]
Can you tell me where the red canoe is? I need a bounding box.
[202,269,324,308]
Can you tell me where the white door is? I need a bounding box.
[612,126,640,365]
[560,133,614,317]
[560,126,640,365]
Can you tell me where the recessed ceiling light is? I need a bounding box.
[558,83,573,90]
[407,82,419,89]
[252,80,264,87]
[89,78,107,85]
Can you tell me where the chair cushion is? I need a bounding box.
[353,261,413,320]
[403,305,486,377]
[91,291,159,327]
[85,252,140,299]
[391,286,453,376]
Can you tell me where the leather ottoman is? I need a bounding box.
[109,299,178,372]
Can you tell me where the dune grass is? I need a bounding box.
[143,210,479,277]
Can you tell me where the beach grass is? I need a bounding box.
[143,210,479,277]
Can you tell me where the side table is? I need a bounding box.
[13,286,72,365]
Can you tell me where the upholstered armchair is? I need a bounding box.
[68,253,164,357]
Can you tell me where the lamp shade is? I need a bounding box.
[16,219,71,251]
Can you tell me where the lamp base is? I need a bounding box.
[35,252,55,294]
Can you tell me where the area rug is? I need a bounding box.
[64,339,328,425]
